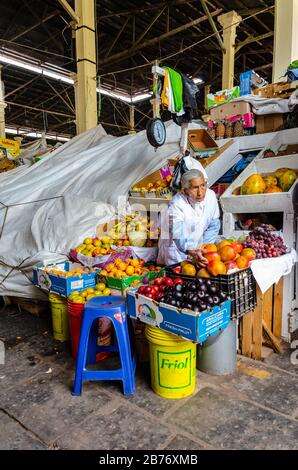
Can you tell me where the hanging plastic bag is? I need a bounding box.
[170,152,208,189]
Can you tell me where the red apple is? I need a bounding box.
[154,278,164,286]
[173,278,183,285]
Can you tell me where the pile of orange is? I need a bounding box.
[44,265,95,278]
[181,240,256,277]
[99,258,148,278]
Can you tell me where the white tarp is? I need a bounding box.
[0,121,189,299]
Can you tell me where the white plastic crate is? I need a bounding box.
[256,128,298,160]
[220,155,298,213]
[222,212,295,248]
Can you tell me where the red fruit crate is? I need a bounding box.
[165,264,256,320]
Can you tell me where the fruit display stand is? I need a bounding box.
[129,160,175,199]
[220,146,297,342]
[220,156,298,214]
[255,127,298,160]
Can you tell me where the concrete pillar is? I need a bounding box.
[218,11,242,90]
[74,0,97,134]
[273,0,298,83]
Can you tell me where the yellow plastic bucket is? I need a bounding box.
[49,293,69,342]
[145,326,196,399]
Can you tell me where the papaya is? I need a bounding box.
[274,168,290,180]
[264,186,283,193]
[278,170,297,192]
[241,174,266,195]
[263,176,278,188]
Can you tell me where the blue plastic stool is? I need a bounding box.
[72,296,136,396]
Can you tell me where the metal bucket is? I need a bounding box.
[197,321,237,375]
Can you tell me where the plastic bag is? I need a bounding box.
[170,153,208,189]
[69,246,134,268]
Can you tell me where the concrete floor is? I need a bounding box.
[0,306,298,451]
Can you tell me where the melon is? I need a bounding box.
[241,174,266,195]
[264,186,283,193]
[278,170,297,192]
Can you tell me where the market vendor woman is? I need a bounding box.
[157,169,220,266]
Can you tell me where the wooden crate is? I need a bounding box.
[239,278,283,360]
[253,81,298,99]
[10,297,50,317]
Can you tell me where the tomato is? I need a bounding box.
[151,286,159,294]
[173,278,183,285]
[163,277,174,286]
[154,278,164,286]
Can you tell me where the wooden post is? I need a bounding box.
[218,11,242,89]
[74,0,97,134]
[273,278,284,338]
[252,285,263,360]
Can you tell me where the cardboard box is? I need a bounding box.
[207,86,240,109]
[210,101,251,120]
[188,129,218,157]
[33,261,98,297]
[127,289,231,343]
[97,269,160,292]
[256,114,284,134]
[226,112,255,128]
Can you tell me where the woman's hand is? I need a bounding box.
[188,248,208,268]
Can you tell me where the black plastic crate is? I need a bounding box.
[165,264,257,320]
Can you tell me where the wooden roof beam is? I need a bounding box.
[104,16,130,58]
[99,8,222,66]
[9,11,60,42]
[134,6,167,46]
[98,0,198,19]
[200,0,225,53]
[235,32,274,53]
[57,0,79,24]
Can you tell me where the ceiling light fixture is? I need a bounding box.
[5,127,70,142]
[0,51,151,103]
